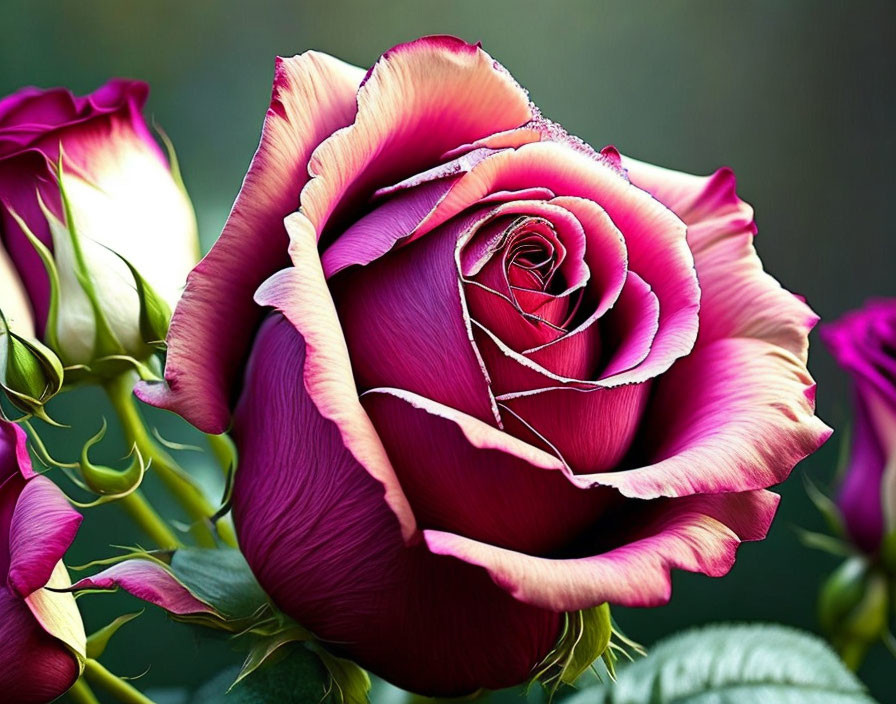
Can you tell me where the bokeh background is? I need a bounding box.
[2,1,894,701]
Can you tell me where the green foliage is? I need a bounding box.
[192,650,334,704]
[564,623,877,704]
[169,548,271,625]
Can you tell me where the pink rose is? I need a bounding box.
[0,80,197,366]
[141,36,831,694]
[823,299,896,553]
[0,421,84,703]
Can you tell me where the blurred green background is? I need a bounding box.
[2,1,894,702]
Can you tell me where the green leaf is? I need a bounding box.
[169,548,271,625]
[193,648,334,704]
[565,623,877,704]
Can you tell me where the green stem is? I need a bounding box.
[83,659,156,704]
[118,491,182,549]
[67,678,101,704]
[206,431,237,477]
[103,372,236,547]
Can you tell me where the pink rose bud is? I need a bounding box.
[822,299,896,555]
[0,80,198,370]
[138,36,831,695]
[0,421,85,702]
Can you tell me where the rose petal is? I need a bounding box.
[24,561,86,665]
[7,476,82,598]
[0,588,81,704]
[499,381,651,475]
[70,560,216,616]
[1,420,35,485]
[414,142,699,385]
[300,36,533,236]
[328,210,499,424]
[232,313,560,696]
[362,388,610,555]
[571,338,832,498]
[835,386,888,551]
[624,159,817,363]
[0,233,35,337]
[598,271,660,379]
[255,213,418,540]
[425,490,780,611]
[138,52,364,432]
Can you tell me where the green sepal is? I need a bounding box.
[74,420,147,505]
[0,309,64,421]
[804,473,847,539]
[50,155,125,362]
[795,527,854,557]
[108,249,171,349]
[312,645,371,704]
[232,624,315,689]
[86,610,143,659]
[5,206,61,351]
[882,530,896,576]
[530,603,623,700]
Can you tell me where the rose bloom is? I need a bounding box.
[0,79,197,366]
[0,420,85,703]
[141,37,831,694]
[823,299,896,553]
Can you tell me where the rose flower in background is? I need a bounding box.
[131,36,833,696]
[0,79,198,386]
[817,300,896,668]
[0,420,85,703]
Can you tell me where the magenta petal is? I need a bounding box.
[0,589,80,704]
[330,212,499,424]
[139,52,364,432]
[70,560,215,616]
[255,213,418,540]
[575,338,832,498]
[0,421,34,485]
[425,490,780,611]
[835,386,888,551]
[231,314,559,696]
[599,271,660,379]
[624,158,817,363]
[414,142,700,383]
[362,388,609,555]
[500,382,651,475]
[300,36,534,234]
[321,176,459,278]
[7,476,81,598]
[465,283,564,352]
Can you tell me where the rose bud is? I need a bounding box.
[818,556,889,669]
[139,37,831,695]
[0,80,198,372]
[822,299,896,556]
[0,420,85,702]
[0,250,63,420]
